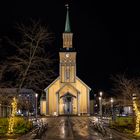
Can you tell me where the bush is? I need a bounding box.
[0,118,9,134]
[0,117,33,134]
[13,117,33,134]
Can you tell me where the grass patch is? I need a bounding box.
[110,116,140,139]
[110,116,133,132]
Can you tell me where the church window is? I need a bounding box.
[66,66,70,80]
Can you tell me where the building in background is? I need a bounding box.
[0,88,36,117]
[0,104,11,117]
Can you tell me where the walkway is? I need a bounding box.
[17,116,132,140]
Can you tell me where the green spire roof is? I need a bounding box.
[65,5,71,33]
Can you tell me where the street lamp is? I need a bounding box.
[110,97,114,121]
[27,94,30,117]
[35,93,38,120]
[99,91,103,123]
[94,94,97,115]
[0,104,1,117]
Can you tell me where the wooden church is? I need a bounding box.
[40,5,91,116]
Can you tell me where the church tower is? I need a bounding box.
[59,5,76,83]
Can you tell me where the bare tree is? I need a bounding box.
[111,75,140,100]
[0,20,56,124]
[0,20,56,93]
[111,74,140,133]
[0,89,13,105]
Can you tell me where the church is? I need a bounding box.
[40,6,91,116]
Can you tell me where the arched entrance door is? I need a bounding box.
[60,92,76,115]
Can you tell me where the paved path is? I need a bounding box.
[15,116,132,140]
[41,117,74,140]
[40,116,131,140]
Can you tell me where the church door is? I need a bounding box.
[63,96,73,114]
[60,92,76,115]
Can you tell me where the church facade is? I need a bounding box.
[40,6,91,116]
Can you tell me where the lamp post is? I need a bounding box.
[27,94,30,117]
[110,97,114,121]
[94,94,96,115]
[35,93,38,120]
[0,104,1,117]
[99,91,103,123]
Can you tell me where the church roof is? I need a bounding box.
[64,4,71,33]
[76,76,91,90]
[44,77,60,92]
[44,76,91,92]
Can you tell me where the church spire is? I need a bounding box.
[65,4,71,33]
[63,4,73,49]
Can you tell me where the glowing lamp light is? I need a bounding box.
[35,93,38,119]
[18,109,21,114]
[110,98,114,103]
[99,91,103,97]
[35,93,38,98]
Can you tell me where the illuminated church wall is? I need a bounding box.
[40,5,91,116]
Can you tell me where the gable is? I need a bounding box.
[44,77,60,92]
[76,76,91,90]
[56,83,80,93]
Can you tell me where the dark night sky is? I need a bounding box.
[0,0,140,93]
